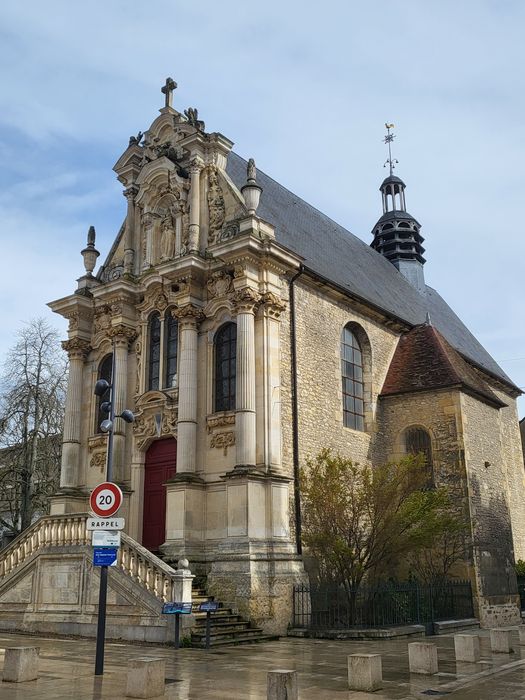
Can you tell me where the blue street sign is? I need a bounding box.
[199,601,219,612]
[93,547,118,567]
[162,602,192,615]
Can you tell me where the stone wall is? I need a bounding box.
[459,392,521,626]
[280,278,400,474]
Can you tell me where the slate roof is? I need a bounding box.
[380,324,506,408]
[225,152,516,389]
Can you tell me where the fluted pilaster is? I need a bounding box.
[233,289,260,469]
[123,185,138,273]
[108,325,136,482]
[174,305,204,472]
[60,338,91,488]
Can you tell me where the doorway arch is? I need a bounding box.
[142,437,177,551]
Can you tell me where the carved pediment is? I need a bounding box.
[135,390,174,409]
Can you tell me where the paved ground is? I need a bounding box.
[1,629,525,698]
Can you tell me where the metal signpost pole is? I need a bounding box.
[95,351,116,677]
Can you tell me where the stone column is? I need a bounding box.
[123,185,138,273]
[188,159,203,253]
[60,338,91,488]
[233,288,260,469]
[174,305,204,473]
[109,325,136,483]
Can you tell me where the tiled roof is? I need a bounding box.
[226,152,515,390]
[380,324,505,407]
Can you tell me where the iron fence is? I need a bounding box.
[517,577,525,610]
[293,580,474,630]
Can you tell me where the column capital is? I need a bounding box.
[189,157,204,174]
[108,324,137,348]
[260,291,287,319]
[173,303,205,328]
[123,185,139,201]
[232,287,261,315]
[61,337,91,360]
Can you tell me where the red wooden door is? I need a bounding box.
[142,438,177,551]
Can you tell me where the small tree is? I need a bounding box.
[0,319,67,534]
[300,449,466,599]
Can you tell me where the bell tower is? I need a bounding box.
[371,124,426,294]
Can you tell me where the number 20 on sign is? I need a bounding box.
[89,482,123,518]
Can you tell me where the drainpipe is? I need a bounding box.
[289,265,304,555]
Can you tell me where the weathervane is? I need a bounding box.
[383,123,399,176]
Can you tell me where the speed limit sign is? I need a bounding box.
[90,482,123,518]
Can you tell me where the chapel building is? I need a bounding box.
[48,80,525,632]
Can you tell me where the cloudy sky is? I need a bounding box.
[0,1,523,414]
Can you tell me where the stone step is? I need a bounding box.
[194,614,243,626]
[194,621,252,633]
[191,634,279,648]
[191,627,266,644]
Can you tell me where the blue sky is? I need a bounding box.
[0,1,523,414]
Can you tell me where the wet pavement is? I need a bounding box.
[0,629,525,698]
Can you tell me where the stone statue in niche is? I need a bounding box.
[180,210,190,254]
[160,212,176,261]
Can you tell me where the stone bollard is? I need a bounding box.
[267,670,298,700]
[348,653,382,692]
[408,642,438,675]
[454,634,480,663]
[2,647,39,683]
[490,629,513,654]
[126,657,166,699]
[518,627,525,646]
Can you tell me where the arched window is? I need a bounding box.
[214,322,237,412]
[148,313,161,391]
[341,325,365,431]
[165,315,179,388]
[96,354,112,433]
[405,427,434,487]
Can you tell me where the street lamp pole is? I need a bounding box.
[93,349,134,676]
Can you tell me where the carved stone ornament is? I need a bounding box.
[207,271,233,299]
[101,262,125,283]
[207,167,225,244]
[133,408,178,450]
[93,305,112,333]
[65,310,91,332]
[232,287,261,313]
[154,292,168,311]
[210,431,236,456]
[261,291,286,318]
[61,337,91,359]
[108,324,137,345]
[233,265,246,279]
[207,413,235,433]
[88,435,108,474]
[90,451,107,474]
[220,221,240,241]
[173,304,205,326]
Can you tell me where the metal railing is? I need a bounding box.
[293,580,474,629]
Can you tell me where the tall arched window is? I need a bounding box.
[96,354,113,433]
[341,325,364,431]
[148,313,161,391]
[215,322,237,412]
[165,315,179,388]
[405,427,434,487]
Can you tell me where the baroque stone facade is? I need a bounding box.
[47,80,524,631]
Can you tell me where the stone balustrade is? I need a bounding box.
[0,515,178,603]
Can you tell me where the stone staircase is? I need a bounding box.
[190,586,278,647]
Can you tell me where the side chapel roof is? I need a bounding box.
[379,324,506,408]
[225,152,516,390]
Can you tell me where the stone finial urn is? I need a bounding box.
[241,158,262,215]
[81,225,100,276]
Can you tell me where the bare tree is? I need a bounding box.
[0,319,67,534]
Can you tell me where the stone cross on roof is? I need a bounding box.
[161,77,177,108]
